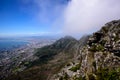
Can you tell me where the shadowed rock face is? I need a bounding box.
[53,20,120,80]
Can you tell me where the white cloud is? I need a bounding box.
[20,0,120,38]
[62,0,120,37]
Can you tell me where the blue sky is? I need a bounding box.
[0,0,69,37]
[0,0,120,38]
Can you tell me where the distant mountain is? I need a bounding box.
[27,36,78,67]
[5,35,89,80]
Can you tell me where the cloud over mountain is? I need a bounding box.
[62,0,120,36]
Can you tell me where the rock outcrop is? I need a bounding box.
[53,20,120,80]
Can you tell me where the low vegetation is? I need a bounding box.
[89,44,104,52]
[69,63,81,72]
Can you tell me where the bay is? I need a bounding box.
[0,40,28,51]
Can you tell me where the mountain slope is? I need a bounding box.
[5,36,89,80]
[53,20,120,80]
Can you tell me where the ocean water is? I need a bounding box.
[0,40,28,51]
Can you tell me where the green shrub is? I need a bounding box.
[89,44,104,52]
[96,44,104,51]
[89,44,97,52]
[69,63,81,72]
[96,68,120,80]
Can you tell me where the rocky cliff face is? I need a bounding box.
[53,20,120,80]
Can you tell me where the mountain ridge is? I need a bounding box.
[53,19,120,80]
[5,35,89,80]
